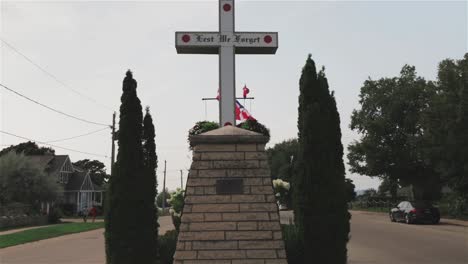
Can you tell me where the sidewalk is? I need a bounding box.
[0,219,104,236]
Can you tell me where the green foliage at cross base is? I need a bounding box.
[236,119,270,138]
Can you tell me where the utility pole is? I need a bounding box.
[110,112,116,176]
[180,170,183,189]
[162,160,167,212]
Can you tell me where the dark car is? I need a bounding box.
[390,201,440,224]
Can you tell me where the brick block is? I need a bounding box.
[245,249,277,259]
[197,250,246,260]
[213,160,259,169]
[227,168,270,178]
[185,195,231,204]
[197,169,227,177]
[276,249,286,258]
[239,241,284,249]
[173,250,197,260]
[237,221,257,230]
[192,152,202,161]
[177,241,185,250]
[194,144,236,152]
[192,241,238,250]
[187,178,217,186]
[190,221,237,231]
[191,161,213,169]
[192,203,239,213]
[250,186,273,194]
[273,231,283,240]
[185,261,231,264]
[232,260,264,264]
[225,231,272,240]
[243,178,263,186]
[222,212,270,221]
[231,195,265,203]
[256,144,266,151]
[204,186,216,194]
[258,221,281,231]
[240,203,278,212]
[259,160,270,169]
[265,260,288,264]
[181,213,204,223]
[185,242,192,250]
[236,144,257,151]
[269,213,279,221]
[202,152,244,160]
[204,213,222,221]
[178,231,224,241]
[245,152,268,160]
[265,195,276,203]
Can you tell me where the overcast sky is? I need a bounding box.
[1,0,466,192]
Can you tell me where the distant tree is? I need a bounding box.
[73,159,109,186]
[266,139,298,182]
[105,70,155,264]
[357,188,378,199]
[142,106,159,257]
[293,55,350,263]
[0,141,54,156]
[344,178,357,202]
[348,65,440,201]
[377,176,399,199]
[0,151,62,206]
[156,188,171,208]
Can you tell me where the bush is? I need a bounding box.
[169,188,184,231]
[157,230,178,264]
[48,207,63,224]
[236,119,270,138]
[281,224,304,264]
[188,121,220,137]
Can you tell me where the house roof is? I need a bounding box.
[48,155,69,176]
[65,170,88,191]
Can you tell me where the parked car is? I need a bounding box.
[390,201,440,224]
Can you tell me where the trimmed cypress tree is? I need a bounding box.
[105,70,156,264]
[293,55,350,263]
[142,106,159,256]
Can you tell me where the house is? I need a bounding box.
[27,155,105,215]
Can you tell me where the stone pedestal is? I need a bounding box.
[173,126,287,264]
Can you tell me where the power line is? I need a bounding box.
[0,83,110,127]
[0,38,114,111]
[0,130,109,158]
[45,127,109,143]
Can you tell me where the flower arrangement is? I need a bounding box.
[273,179,290,205]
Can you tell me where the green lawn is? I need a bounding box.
[0,222,104,249]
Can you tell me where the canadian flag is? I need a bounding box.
[215,89,255,121]
[235,100,255,121]
[242,85,250,99]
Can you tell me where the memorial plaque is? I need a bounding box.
[216,178,243,195]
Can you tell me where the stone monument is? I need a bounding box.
[174,1,285,262]
[173,126,287,263]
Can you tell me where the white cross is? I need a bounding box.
[176,0,278,125]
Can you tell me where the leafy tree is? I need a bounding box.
[0,151,62,206]
[348,65,440,201]
[424,54,468,210]
[105,70,156,264]
[293,55,350,263]
[344,178,356,202]
[73,159,110,186]
[142,106,159,256]
[0,141,54,156]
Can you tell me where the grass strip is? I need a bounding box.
[0,222,104,249]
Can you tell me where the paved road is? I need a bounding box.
[349,210,468,264]
[1,212,467,264]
